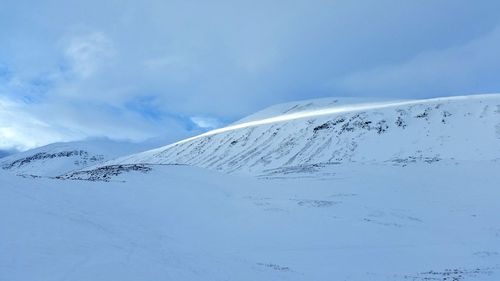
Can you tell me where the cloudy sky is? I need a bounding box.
[1,0,500,150]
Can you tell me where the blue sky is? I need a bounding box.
[1,0,500,150]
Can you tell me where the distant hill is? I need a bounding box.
[0,139,155,177]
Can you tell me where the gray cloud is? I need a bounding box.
[331,23,500,97]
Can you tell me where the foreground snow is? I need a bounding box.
[2,161,500,281]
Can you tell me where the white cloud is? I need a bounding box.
[190,116,222,129]
[0,97,71,150]
[63,32,115,79]
[0,95,191,151]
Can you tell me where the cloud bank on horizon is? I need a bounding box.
[1,0,500,150]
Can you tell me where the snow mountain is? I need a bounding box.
[2,94,500,281]
[0,139,157,177]
[87,94,500,178]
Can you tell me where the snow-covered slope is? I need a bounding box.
[100,94,500,177]
[0,139,155,177]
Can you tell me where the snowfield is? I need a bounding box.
[1,94,500,280]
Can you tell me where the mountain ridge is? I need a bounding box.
[71,93,500,179]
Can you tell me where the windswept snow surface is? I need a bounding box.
[103,94,500,176]
[2,163,500,280]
